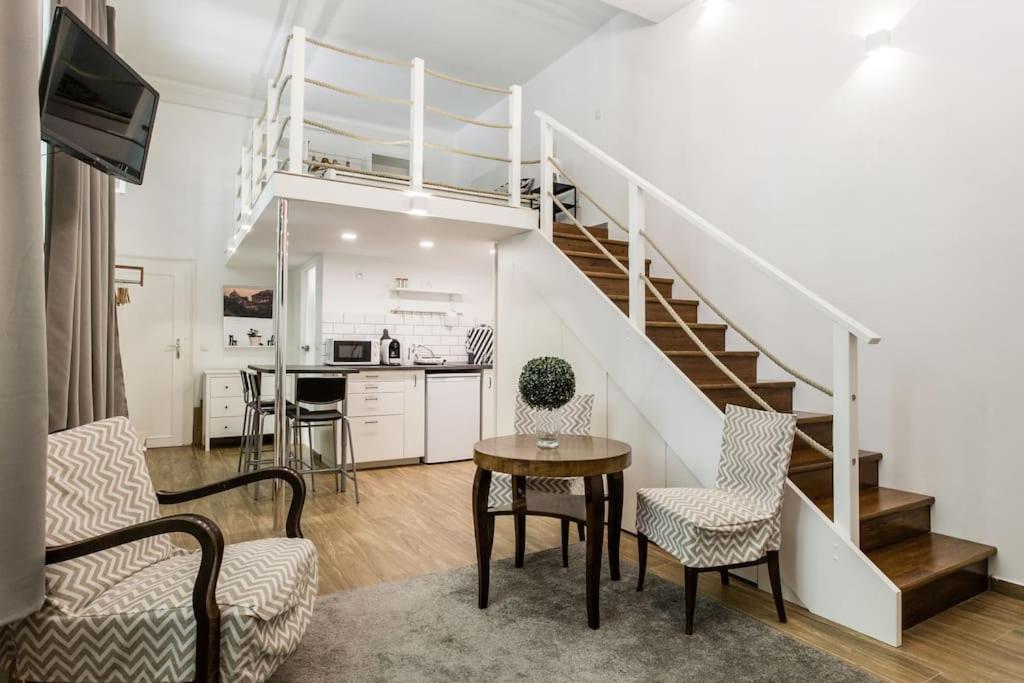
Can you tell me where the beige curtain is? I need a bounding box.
[46,0,128,432]
[0,1,47,624]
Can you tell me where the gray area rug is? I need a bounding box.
[271,545,875,682]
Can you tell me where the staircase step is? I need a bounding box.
[646,321,727,352]
[554,221,609,240]
[794,412,834,451]
[610,295,699,323]
[554,231,629,258]
[563,249,649,275]
[815,486,934,552]
[788,449,881,500]
[699,381,794,412]
[868,533,997,628]
[585,270,673,298]
[665,350,759,384]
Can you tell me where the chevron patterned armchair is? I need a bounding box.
[488,394,594,568]
[635,405,797,635]
[1,417,318,683]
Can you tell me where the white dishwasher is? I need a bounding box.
[425,372,481,463]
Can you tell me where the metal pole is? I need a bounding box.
[274,198,289,474]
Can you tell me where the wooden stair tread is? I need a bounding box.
[647,321,727,331]
[794,411,833,424]
[789,448,881,472]
[608,294,699,306]
[814,486,934,521]
[697,380,796,390]
[583,269,673,284]
[868,532,997,591]
[561,248,644,261]
[663,350,758,358]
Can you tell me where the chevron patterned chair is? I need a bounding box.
[488,394,594,568]
[0,417,317,683]
[635,405,797,635]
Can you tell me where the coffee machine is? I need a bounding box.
[379,329,402,366]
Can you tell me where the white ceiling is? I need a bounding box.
[111,0,620,131]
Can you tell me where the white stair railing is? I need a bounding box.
[536,111,880,545]
[231,24,526,242]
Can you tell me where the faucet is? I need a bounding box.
[410,344,444,365]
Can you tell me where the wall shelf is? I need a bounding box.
[390,287,462,297]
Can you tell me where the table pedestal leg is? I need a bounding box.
[607,471,624,581]
[472,467,494,609]
[512,475,526,568]
[584,475,605,629]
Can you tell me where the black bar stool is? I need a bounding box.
[287,376,359,501]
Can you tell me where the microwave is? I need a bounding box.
[325,338,380,366]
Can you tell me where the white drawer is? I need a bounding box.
[208,415,243,438]
[348,379,404,395]
[346,391,404,417]
[347,414,404,463]
[209,397,245,418]
[210,375,243,398]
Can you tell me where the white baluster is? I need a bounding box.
[508,85,522,208]
[250,120,260,199]
[288,26,306,174]
[833,324,860,545]
[410,58,425,192]
[628,181,646,331]
[239,147,250,220]
[538,119,554,240]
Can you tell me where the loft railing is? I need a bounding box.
[536,111,881,546]
[229,25,525,255]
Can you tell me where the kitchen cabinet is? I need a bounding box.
[202,370,275,450]
[344,369,424,465]
[404,371,425,460]
[481,369,496,439]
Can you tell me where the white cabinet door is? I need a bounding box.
[481,369,496,439]
[404,371,426,460]
[348,414,405,463]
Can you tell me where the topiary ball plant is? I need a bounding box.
[518,356,575,411]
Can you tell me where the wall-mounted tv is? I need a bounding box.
[39,7,159,185]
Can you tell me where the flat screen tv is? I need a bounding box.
[39,7,159,185]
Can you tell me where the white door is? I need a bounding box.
[298,260,320,365]
[117,257,193,448]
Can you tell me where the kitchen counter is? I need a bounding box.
[332,363,492,373]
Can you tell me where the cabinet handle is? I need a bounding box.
[488,376,492,389]
[413,374,417,387]
[364,375,379,379]
[366,385,378,390]
[366,397,378,401]
[365,420,378,425]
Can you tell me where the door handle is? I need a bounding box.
[301,344,311,352]
[167,338,181,359]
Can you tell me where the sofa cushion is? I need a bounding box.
[45,417,174,613]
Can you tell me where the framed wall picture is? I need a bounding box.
[223,285,274,348]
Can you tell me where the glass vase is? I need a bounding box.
[534,408,562,449]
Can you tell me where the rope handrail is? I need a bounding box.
[272,34,293,87]
[305,77,411,107]
[271,115,291,155]
[522,159,540,165]
[306,160,514,199]
[549,191,833,460]
[548,157,833,397]
[424,141,510,163]
[425,104,510,129]
[305,36,409,68]
[424,67,509,94]
[272,74,292,119]
[304,118,410,146]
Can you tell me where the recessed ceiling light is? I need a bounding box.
[341,231,357,241]
[407,208,429,216]
[489,247,496,255]
[419,240,434,249]
[239,223,251,234]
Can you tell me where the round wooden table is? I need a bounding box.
[472,434,632,630]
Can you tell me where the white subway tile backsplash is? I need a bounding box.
[343,312,364,324]
[354,323,374,334]
[413,325,434,335]
[365,313,386,324]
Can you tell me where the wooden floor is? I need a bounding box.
[148,445,1024,682]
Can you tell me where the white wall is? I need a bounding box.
[116,100,276,414]
[320,249,495,364]
[477,1,1024,583]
